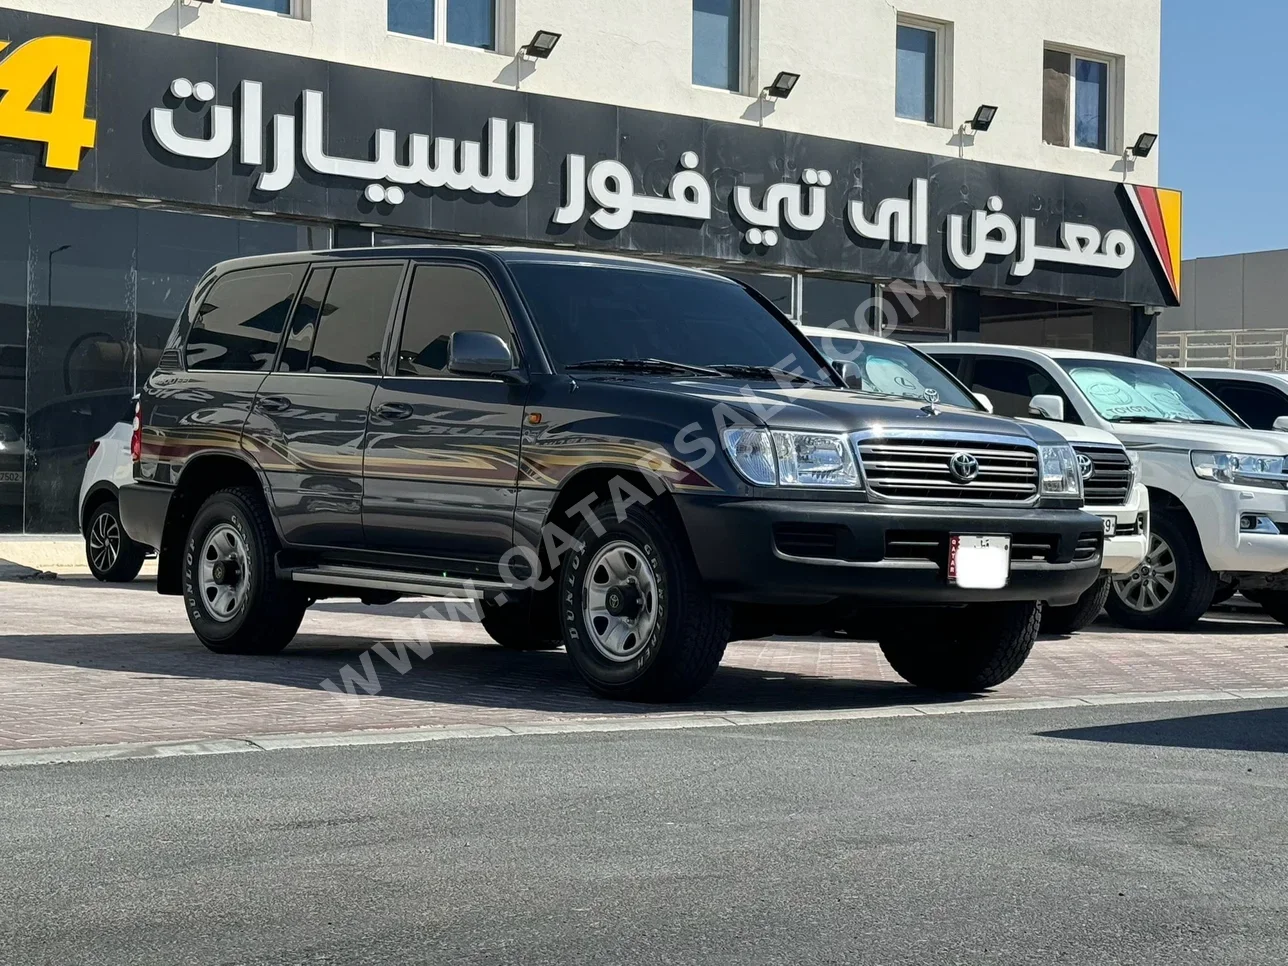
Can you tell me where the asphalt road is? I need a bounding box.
[3,699,1287,966]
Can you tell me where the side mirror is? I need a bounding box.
[833,360,864,390]
[447,330,515,377]
[1029,393,1065,422]
[973,392,994,413]
[1274,416,1288,432]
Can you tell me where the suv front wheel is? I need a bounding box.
[182,486,307,655]
[1105,508,1216,631]
[559,498,731,702]
[878,601,1042,691]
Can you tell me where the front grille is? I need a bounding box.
[1073,531,1103,561]
[773,523,843,560]
[856,436,1040,505]
[1075,446,1132,507]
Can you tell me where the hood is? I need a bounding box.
[1019,417,1123,448]
[1109,422,1288,456]
[584,374,1057,443]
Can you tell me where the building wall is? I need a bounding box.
[1161,250,1288,333]
[0,0,1161,185]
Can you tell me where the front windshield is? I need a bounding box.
[807,332,979,409]
[1058,358,1242,426]
[507,262,833,381]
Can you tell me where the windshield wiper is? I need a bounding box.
[564,358,723,377]
[707,364,830,387]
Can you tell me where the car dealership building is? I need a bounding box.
[0,0,1176,533]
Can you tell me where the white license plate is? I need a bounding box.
[0,472,20,484]
[949,534,1011,590]
[1100,515,1116,537]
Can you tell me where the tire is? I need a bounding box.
[1105,507,1217,631]
[182,486,306,656]
[878,600,1042,692]
[1041,574,1111,635]
[1251,591,1288,627]
[480,590,563,651]
[85,499,146,583]
[559,498,731,702]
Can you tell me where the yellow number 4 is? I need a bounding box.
[0,36,96,171]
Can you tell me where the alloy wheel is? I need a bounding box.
[88,511,121,573]
[1112,533,1176,613]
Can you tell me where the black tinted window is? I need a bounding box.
[721,271,794,318]
[306,265,403,374]
[966,358,1071,420]
[398,265,514,376]
[278,269,331,373]
[932,353,965,376]
[1206,382,1288,430]
[186,266,303,371]
[509,263,825,373]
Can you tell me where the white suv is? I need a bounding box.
[923,343,1288,629]
[79,419,149,582]
[803,328,1146,633]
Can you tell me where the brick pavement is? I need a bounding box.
[2,577,1287,752]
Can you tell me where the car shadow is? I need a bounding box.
[1039,706,1288,754]
[0,631,982,717]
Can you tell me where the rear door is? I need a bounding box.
[362,260,527,569]
[242,261,406,549]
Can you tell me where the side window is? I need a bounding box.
[968,357,1076,421]
[278,269,332,373]
[1207,382,1288,430]
[186,266,304,372]
[932,353,965,377]
[397,264,515,377]
[306,264,405,375]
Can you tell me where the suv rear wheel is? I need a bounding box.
[182,486,307,655]
[86,499,147,583]
[878,601,1042,691]
[1041,574,1111,635]
[1105,508,1216,631]
[559,498,731,702]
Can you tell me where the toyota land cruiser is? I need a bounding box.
[120,247,1104,701]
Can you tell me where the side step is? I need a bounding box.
[279,563,515,599]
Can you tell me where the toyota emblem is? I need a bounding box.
[948,452,980,483]
[1077,453,1095,480]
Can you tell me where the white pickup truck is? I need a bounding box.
[803,328,1147,633]
[922,343,1288,630]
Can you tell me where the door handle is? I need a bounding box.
[257,395,291,413]
[375,402,414,421]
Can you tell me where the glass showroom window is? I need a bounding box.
[895,23,938,123]
[223,0,296,14]
[1043,47,1114,151]
[389,0,497,50]
[693,0,742,92]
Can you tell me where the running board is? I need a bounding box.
[280,564,514,599]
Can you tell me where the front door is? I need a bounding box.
[243,262,407,548]
[363,261,527,572]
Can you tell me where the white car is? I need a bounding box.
[922,343,1288,630]
[79,420,149,582]
[1182,368,1288,433]
[802,327,1147,633]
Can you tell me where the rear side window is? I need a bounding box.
[397,264,514,377]
[186,266,304,372]
[304,264,404,375]
[278,269,331,373]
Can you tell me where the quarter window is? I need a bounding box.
[305,265,404,375]
[397,265,514,377]
[186,266,304,372]
[1043,47,1114,151]
[388,0,497,50]
[692,0,742,92]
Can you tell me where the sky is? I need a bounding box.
[1161,0,1288,260]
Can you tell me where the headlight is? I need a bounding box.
[1039,444,1082,499]
[1127,449,1141,490]
[1192,451,1288,489]
[722,428,860,488]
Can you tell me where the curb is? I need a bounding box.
[3,686,1287,769]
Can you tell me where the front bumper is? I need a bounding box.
[118,482,172,550]
[675,496,1105,607]
[1186,481,1288,573]
[1087,482,1149,576]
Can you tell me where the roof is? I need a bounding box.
[798,326,901,347]
[1183,367,1288,383]
[921,343,1168,369]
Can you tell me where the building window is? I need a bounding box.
[895,22,938,124]
[388,0,497,51]
[692,0,742,92]
[224,0,297,14]
[1043,47,1115,151]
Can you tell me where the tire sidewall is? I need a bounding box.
[183,493,262,644]
[560,512,673,691]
